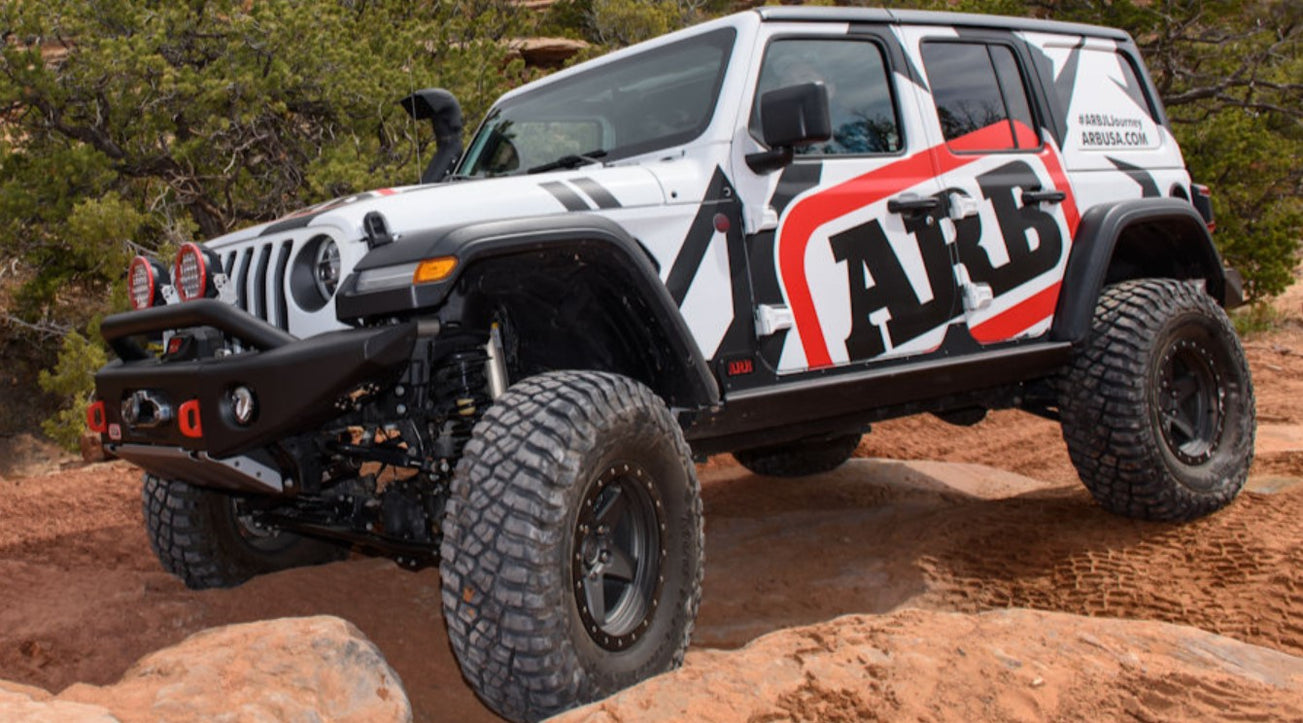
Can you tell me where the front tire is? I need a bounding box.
[1059,278,1255,521]
[142,475,347,589]
[440,371,703,722]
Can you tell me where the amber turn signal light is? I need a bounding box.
[413,257,457,284]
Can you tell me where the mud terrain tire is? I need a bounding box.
[142,475,347,589]
[1059,278,1254,521]
[734,432,862,477]
[440,371,703,722]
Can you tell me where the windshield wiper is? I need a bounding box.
[526,149,608,174]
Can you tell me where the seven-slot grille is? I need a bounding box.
[222,240,294,330]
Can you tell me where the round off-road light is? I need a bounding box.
[174,242,209,302]
[229,386,257,426]
[127,255,168,310]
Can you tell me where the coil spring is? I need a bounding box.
[432,348,490,458]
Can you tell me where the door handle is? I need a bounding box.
[1022,188,1066,205]
[887,195,940,215]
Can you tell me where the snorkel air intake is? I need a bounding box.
[400,88,464,184]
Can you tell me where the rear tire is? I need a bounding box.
[734,432,862,477]
[1059,278,1255,521]
[142,474,347,589]
[440,371,703,722]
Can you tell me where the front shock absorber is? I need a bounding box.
[432,348,491,459]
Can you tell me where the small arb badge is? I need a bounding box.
[725,356,755,377]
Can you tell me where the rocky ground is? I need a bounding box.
[2,273,1301,722]
[1,616,410,722]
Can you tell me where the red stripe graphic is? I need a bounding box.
[1036,139,1080,237]
[971,281,1061,342]
[779,124,1018,368]
[967,135,1079,343]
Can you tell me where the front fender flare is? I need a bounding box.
[334,213,720,409]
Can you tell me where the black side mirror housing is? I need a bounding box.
[399,88,464,184]
[746,82,832,174]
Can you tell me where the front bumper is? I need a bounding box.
[94,301,416,461]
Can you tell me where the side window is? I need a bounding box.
[751,38,901,156]
[921,42,1039,152]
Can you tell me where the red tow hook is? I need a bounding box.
[178,399,203,438]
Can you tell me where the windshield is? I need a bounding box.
[458,27,737,177]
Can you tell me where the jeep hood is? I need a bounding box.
[202,164,699,251]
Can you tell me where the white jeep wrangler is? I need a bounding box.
[93,7,1252,721]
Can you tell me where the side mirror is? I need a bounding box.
[747,82,832,174]
[399,88,464,184]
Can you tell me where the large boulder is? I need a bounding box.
[552,608,1303,721]
[4,616,410,722]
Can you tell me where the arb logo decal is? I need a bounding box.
[777,122,1079,369]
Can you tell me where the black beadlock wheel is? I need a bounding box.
[440,371,703,723]
[572,462,666,652]
[734,432,862,478]
[142,474,347,589]
[1059,278,1255,521]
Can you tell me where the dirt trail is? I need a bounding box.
[2,278,1301,721]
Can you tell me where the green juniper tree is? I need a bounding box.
[0,0,530,447]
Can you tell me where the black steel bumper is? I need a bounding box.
[94,301,417,461]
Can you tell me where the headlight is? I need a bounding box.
[314,238,341,299]
[127,255,169,310]
[354,256,458,293]
[173,242,220,302]
[354,262,419,293]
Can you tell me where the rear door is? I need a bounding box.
[897,27,1081,345]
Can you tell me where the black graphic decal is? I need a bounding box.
[1106,156,1160,197]
[260,214,315,236]
[770,162,822,217]
[894,48,931,93]
[956,160,1063,297]
[710,198,758,383]
[830,214,957,361]
[665,168,736,306]
[850,24,928,92]
[571,177,622,209]
[1021,37,1084,148]
[749,161,817,374]
[257,189,411,237]
[1111,77,1154,121]
[539,181,591,211]
[1053,38,1086,126]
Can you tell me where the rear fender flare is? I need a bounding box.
[1051,198,1227,344]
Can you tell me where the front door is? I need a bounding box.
[747,27,959,373]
